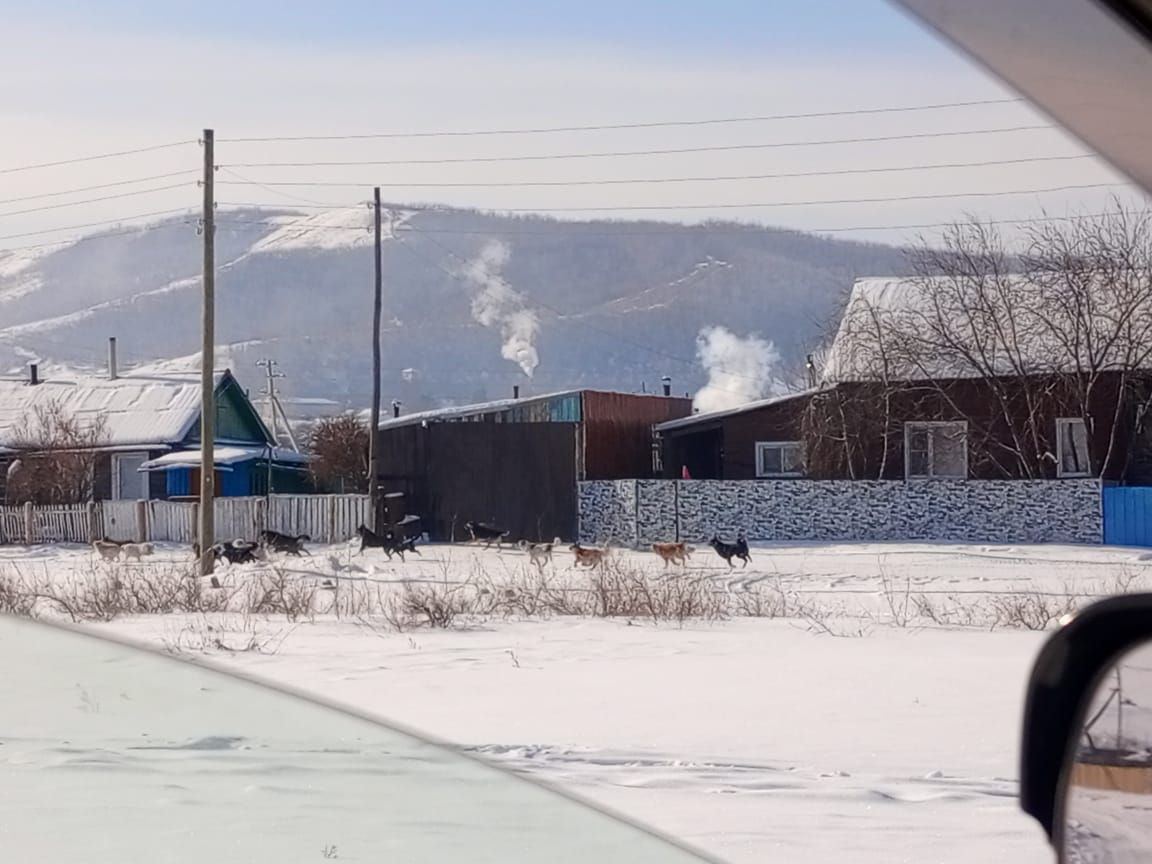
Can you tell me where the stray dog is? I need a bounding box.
[518,537,561,570]
[260,529,311,556]
[570,543,608,569]
[195,539,262,566]
[465,521,509,548]
[356,525,421,561]
[651,541,693,568]
[92,539,121,561]
[709,534,751,569]
[121,542,154,562]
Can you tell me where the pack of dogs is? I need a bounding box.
[92,515,753,576]
[460,521,752,571]
[91,538,154,562]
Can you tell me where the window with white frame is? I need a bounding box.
[904,421,968,479]
[1056,417,1091,477]
[755,441,804,478]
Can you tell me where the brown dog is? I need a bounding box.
[651,541,693,568]
[570,543,608,569]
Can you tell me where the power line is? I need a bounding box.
[210,209,1124,238]
[0,181,195,220]
[0,220,193,256]
[214,181,1130,217]
[216,97,1025,142]
[215,166,351,207]
[0,207,194,243]
[217,200,357,210]
[213,153,1096,190]
[0,170,200,206]
[468,181,1130,212]
[0,140,196,177]
[218,124,1056,169]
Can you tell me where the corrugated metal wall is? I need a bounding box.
[377,422,579,541]
[1103,486,1152,547]
[582,392,692,480]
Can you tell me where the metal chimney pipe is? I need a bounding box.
[513,384,520,399]
[661,376,671,397]
[108,337,119,380]
[391,400,401,418]
[28,363,38,386]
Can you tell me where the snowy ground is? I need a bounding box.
[6,539,1151,862]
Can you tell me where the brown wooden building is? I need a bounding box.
[377,389,691,540]
[655,390,816,480]
[804,374,1152,483]
[655,376,1152,484]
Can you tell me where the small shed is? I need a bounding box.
[377,388,691,540]
[655,390,818,480]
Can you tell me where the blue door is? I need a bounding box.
[1103,487,1152,547]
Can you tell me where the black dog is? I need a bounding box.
[464,521,509,548]
[260,529,311,556]
[356,524,421,561]
[195,539,263,566]
[709,533,751,569]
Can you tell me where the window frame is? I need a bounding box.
[1055,417,1092,478]
[903,420,968,480]
[754,440,804,478]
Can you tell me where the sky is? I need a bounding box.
[0,1,1141,250]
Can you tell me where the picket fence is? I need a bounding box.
[0,494,371,546]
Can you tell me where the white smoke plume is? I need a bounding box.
[693,325,785,414]
[460,241,540,377]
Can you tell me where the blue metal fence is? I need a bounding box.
[1103,486,1152,547]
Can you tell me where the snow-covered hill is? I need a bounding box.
[0,205,912,413]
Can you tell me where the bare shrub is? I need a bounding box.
[400,580,473,628]
[0,573,35,617]
[988,591,1080,631]
[161,615,296,655]
[878,564,914,628]
[585,562,725,623]
[731,585,788,618]
[248,567,317,623]
[7,400,108,505]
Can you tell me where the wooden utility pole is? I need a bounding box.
[366,188,383,527]
[199,128,216,576]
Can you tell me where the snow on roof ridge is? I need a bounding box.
[654,388,819,433]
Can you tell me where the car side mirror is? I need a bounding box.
[1020,594,1152,862]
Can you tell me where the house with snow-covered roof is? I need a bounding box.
[0,351,309,503]
[652,274,1152,485]
[806,276,1152,483]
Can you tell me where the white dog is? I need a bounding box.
[518,537,562,571]
[121,542,154,562]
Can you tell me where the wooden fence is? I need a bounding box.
[0,495,371,546]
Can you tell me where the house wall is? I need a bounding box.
[579,478,1103,545]
[581,392,692,480]
[810,375,1151,482]
[661,397,810,480]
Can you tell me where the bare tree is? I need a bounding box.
[307,414,369,493]
[1022,207,1152,476]
[814,206,1152,480]
[7,400,108,504]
